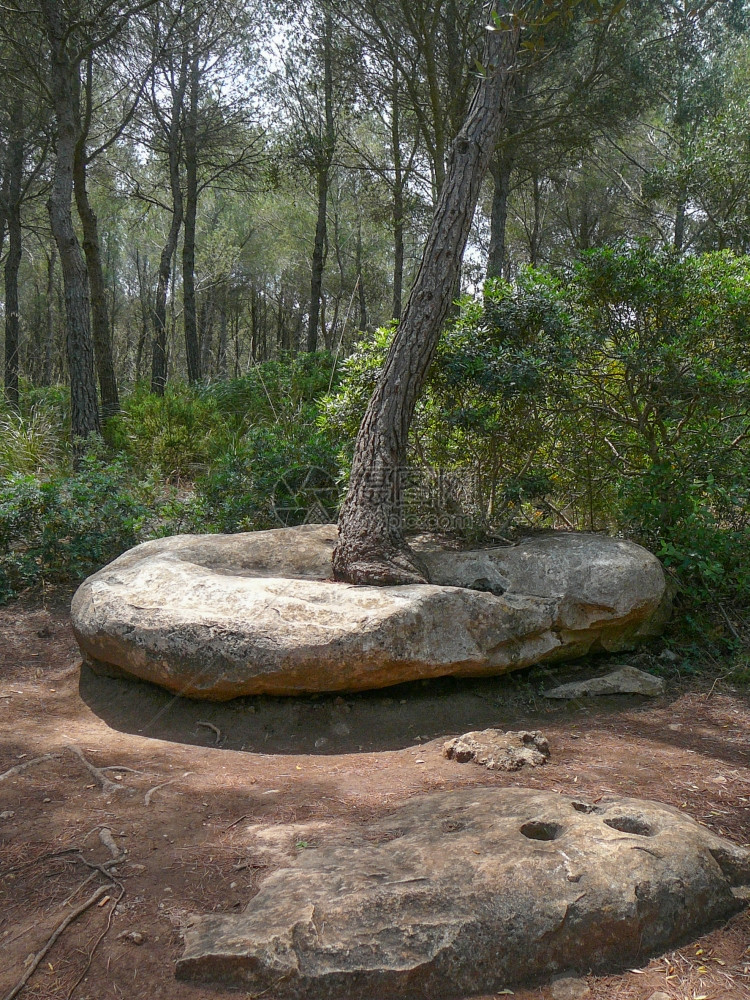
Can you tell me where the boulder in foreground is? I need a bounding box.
[71,524,668,698]
[176,787,749,998]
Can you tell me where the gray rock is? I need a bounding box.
[543,664,665,699]
[443,729,550,771]
[549,976,591,999]
[176,787,749,998]
[71,525,668,699]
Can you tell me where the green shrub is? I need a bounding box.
[0,454,152,602]
[323,246,750,614]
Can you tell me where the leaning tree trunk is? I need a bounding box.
[42,1,100,443]
[3,93,24,410]
[332,13,518,586]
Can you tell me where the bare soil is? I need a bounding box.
[1,589,749,1000]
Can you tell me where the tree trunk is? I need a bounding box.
[674,195,686,251]
[486,143,513,281]
[151,40,189,395]
[42,1,100,444]
[42,246,57,387]
[182,38,201,383]
[333,15,518,585]
[74,58,119,418]
[308,167,329,352]
[306,10,335,353]
[356,215,367,332]
[391,62,404,321]
[3,93,23,410]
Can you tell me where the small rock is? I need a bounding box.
[443,729,550,771]
[543,665,665,699]
[550,976,590,1000]
[646,993,671,1000]
[330,722,350,737]
[659,649,679,663]
[0,811,15,820]
[43,797,51,803]
[117,930,145,945]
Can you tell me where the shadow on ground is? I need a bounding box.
[78,656,672,756]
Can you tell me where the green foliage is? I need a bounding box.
[0,403,63,476]
[324,246,750,615]
[0,454,151,602]
[106,384,224,479]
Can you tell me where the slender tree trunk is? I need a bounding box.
[333,15,518,585]
[356,215,367,332]
[42,1,100,443]
[151,41,189,395]
[151,199,183,394]
[308,167,329,352]
[42,246,57,387]
[306,10,335,353]
[182,39,201,382]
[529,171,542,265]
[74,58,119,418]
[200,291,215,375]
[486,144,513,281]
[3,93,23,410]
[216,287,228,376]
[674,195,686,251]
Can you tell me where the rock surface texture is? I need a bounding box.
[71,524,668,698]
[443,729,550,770]
[176,787,750,998]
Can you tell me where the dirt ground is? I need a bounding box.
[1,589,749,1000]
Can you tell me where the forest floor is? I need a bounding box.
[1,590,749,1000]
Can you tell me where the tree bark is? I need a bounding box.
[3,93,24,410]
[42,0,100,443]
[391,62,405,321]
[486,142,513,281]
[74,56,120,418]
[182,35,201,383]
[333,13,518,585]
[306,10,335,353]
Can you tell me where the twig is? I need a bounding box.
[1,885,111,1000]
[718,602,743,643]
[67,746,125,796]
[65,886,124,1000]
[705,671,734,700]
[144,779,176,806]
[196,721,222,744]
[223,814,249,832]
[0,754,59,783]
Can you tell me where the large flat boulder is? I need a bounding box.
[71,525,668,698]
[176,787,750,997]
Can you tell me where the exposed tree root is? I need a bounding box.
[144,779,177,806]
[1,884,111,1000]
[67,745,127,795]
[197,721,222,744]
[0,754,60,783]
